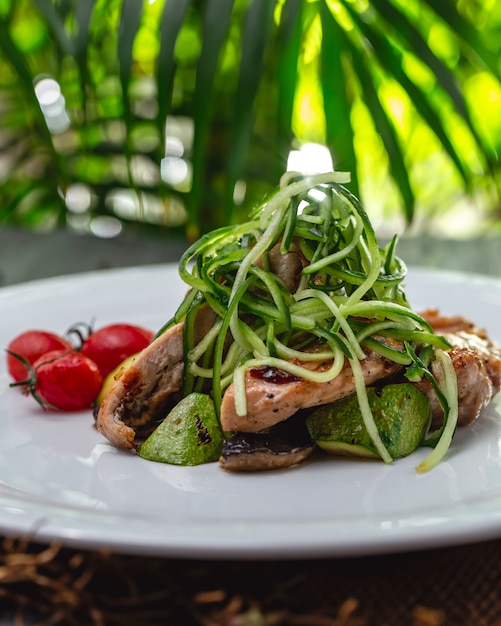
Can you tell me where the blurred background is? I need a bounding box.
[0,0,500,249]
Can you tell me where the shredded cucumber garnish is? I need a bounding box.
[415,349,459,472]
[168,171,457,471]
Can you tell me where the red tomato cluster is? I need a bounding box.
[6,323,154,412]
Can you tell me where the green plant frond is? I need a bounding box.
[117,0,145,209]
[117,0,144,109]
[320,2,358,197]
[224,0,278,225]
[276,0,303,175]
[368,0,495,168]
[1,179,39,219]
[0,13,64,172]
[188,0,235,240]
[156,0,191,152]
[340,0,471,190]
[31,0,75,56]
[0,16,38,95]
[2,178,65,226]
[420,0,501,81]
[347,37,415,222]
[73,0,97,58]
[369,1,465,115]
[71,0,98,131]
[0,0,500,237]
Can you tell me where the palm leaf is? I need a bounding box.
[369,0,494,162]
[156,0,191,152]
[72,0,98,133]
[73,1,97,64]
[117,0,145,200]
[340,0,471,189]
[320,2,359,196]
[420,0,500,79]
[346,38,415,221]
[275,0,303,176]
[188,0,235,238]
[31,0,74,55]
[1,0,499,236]
[0,14,63,170]
[118,0,144,124]
[224,0,278,223]
[2,176,63,224]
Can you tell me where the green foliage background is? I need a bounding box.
[0,0,500,240]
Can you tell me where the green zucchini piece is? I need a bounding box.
[138,392,224,465]
[306,384,431,460]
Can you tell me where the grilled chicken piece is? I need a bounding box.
[254,239,307,294]
[414,310,501,427]
[219,341,404,433]
[96,322,185,449]
[96,305,216,449]
[220,309,501,434]
[420,308,488,335]
[267,240,307,294]
[415,343,495,428]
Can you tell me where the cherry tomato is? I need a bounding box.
[81,323,153,377]
[31,349,103,412]
[7,330,73,382]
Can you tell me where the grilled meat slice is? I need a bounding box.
[96,304,217,449]
[219,341,404,433]
[220,310,501,435]
[420,308,489,335]
[415,343,494,428]
[413,310,501,427]
[421,308,501,397]
[96,322,185,449]
[267,240,307,294]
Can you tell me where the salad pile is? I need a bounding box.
[142,171,458,472]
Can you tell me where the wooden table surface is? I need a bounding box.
[1,227,501,626]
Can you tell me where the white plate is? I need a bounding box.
[0,264,501,559]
